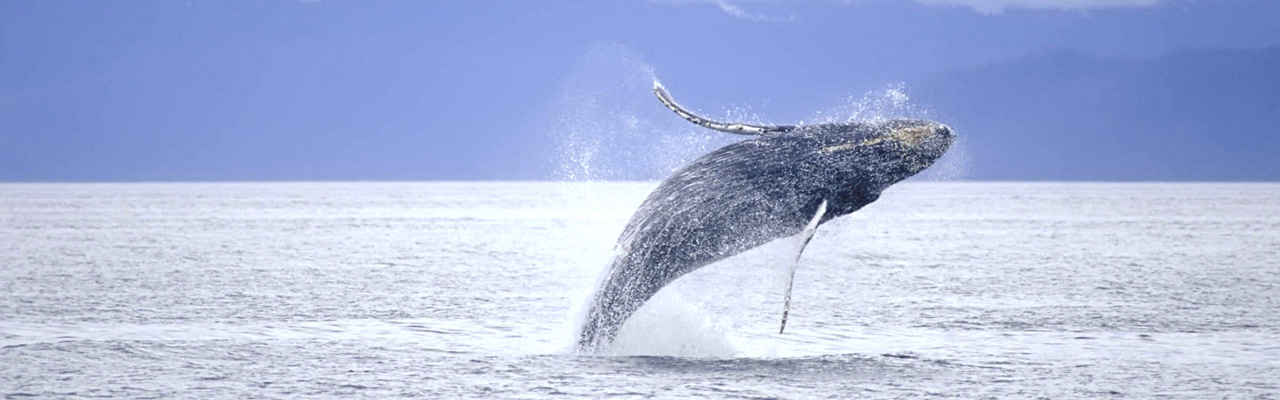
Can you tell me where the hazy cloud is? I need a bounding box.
[716,1,795,21]
[913,0,1161,13]
[653,0,1163,16]
[646,0,794,21]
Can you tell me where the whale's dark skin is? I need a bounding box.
[576,85,954,352]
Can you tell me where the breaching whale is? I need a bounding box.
[577,83,955,352]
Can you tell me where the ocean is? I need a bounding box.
[2,182,1277,398]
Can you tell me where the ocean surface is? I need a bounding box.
[2,182,1278,398]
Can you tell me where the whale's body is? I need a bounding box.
[576,85,954,352]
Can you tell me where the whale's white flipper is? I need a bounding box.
[653,82,796,136]
[780,199,828,334]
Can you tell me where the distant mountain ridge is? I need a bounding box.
[918,47,1280,181]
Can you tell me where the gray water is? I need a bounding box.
[2,182,1278,398]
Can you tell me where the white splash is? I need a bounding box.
[549,43,733,182]
[604,290,742,358]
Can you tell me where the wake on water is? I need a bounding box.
[547,44,969,357]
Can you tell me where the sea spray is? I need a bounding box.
[549,43,732,182]
[604,290,741,358]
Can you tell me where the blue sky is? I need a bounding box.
[2,0,1278,181]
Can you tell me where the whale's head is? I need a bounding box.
[649,83,953,189]
[811,119,954,187]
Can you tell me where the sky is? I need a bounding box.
[1,0,1278,181]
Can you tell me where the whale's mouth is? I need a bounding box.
[816,122,955,175]
[820,122,952,152]
[890,125,935,147]
[891,123,953,148]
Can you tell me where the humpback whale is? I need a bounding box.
[577,83,954,352]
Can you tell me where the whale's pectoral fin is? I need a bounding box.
[780,199,829,334]
[653,82,796,136]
